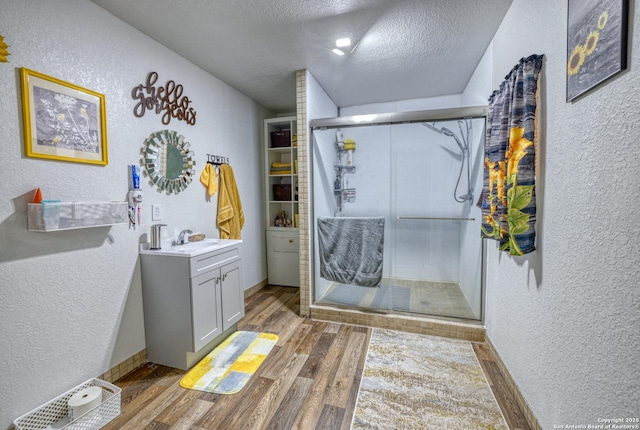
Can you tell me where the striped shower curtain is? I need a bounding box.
[480,54,543,256]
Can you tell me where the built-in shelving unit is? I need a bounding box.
[264,116,299,287]
[265,116,298,228]
[27,201,128,232]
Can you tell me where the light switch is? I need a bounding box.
[152,204,162,221]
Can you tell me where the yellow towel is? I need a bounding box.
[271,162,291,168]
[200,164,218,196]
[217,164,244,239]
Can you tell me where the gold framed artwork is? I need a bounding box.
[0,35,10,62]
[566,0,629,102]
[20,68,108,165]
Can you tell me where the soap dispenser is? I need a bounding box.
[150,224,167,250]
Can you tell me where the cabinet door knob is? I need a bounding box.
[289,239,293,243]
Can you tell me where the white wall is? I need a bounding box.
[340,94,463,116]
[306,71,338,123]
[458,43,494,318]
[306,71,338,299]
[0,1,270,426]
[462,42,494,107]
[485,0,640,427]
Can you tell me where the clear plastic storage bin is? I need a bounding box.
[27,202,128,231]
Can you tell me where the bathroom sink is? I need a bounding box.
[140,238,242,257]
[173,238,219,252]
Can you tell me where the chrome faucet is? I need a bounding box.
[175,229,193,245]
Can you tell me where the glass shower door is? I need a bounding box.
[311,116,484,321]
[312,126,393,312]
[389,121,483,320]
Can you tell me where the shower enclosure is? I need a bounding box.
[311,108,486,321]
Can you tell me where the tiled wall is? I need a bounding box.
[312,306,485,342]
[296,70,310,317]
[99,349,146,383]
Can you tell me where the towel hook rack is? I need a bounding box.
[206,154,229,166]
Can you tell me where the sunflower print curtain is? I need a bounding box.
[480,54,543,256]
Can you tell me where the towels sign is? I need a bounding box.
[132,71,197,126]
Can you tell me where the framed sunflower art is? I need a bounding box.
[566,0,629,102]
[20,68,108,165]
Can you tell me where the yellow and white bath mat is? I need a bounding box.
[180,331,278,394]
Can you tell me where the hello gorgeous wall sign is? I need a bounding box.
[132,71,197,125]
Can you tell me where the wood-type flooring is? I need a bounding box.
[104,285,531,430]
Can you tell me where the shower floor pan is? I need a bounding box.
[317,278,478,321]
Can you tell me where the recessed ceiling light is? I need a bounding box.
[336,37,351,48]
[332,48,345,56]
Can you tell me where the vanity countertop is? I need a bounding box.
[140,238,242,257]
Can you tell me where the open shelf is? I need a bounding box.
[265,116,298,228]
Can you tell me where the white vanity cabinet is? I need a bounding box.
[140,241,244,370]
[191,259,243,351]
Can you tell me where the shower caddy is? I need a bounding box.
[334,130,356,216]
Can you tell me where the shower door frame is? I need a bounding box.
[309,105,488,323]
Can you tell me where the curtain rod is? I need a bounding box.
[309,105,487,130]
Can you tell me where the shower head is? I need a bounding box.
[422,119,473,204]
[422,123,466,153]
[441,127,465,152]
[440,127,456,137]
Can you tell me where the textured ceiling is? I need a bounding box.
[90,0,513,113]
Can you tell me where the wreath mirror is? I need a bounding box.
[140,130,196,194]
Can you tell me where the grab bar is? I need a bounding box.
[397,216,476,221]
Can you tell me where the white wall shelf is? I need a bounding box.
[27,201,128,232]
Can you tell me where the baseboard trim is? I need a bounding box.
[485,335,541,430]
[99,281,267,385]
[245,279,268,298]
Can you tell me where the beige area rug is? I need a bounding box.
[352,328,507,429]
